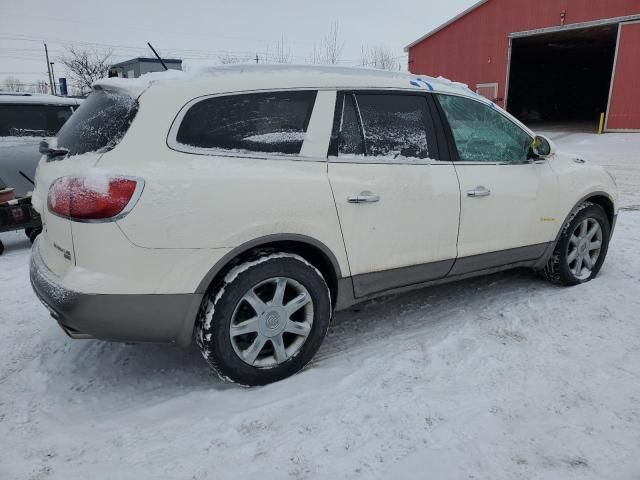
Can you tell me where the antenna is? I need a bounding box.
[147,42,168,71]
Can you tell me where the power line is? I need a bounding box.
[0,33,404,65]
[0,13,324,47]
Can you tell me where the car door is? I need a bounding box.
[435,93,561,274]
[327,91,460,297]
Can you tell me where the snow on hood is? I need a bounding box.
[0,136,49,147]
[0,94,82,106]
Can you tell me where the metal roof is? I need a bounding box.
[111,57,183,68]
[404,0,489,51]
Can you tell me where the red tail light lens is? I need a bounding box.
[47,175,142,221]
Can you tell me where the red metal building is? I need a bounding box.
[405,0,640,131]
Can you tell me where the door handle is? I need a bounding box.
[348,191,380,204]
[466,186,491,198]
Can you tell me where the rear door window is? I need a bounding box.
[175,91,317,155]
[337,94,365,156]
[0,104,74,137]
[56,90,138,156]
[331,92,438,161]
[357,93,436,161]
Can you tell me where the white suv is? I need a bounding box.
[30,65,618,385]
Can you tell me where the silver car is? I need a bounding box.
[0,92,81,197]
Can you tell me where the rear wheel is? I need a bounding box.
[542,202,610,286]
[26,227,41,244]
[196,253,332,386]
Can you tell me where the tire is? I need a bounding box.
[542,202,610,286]
[28,228,42,244]
[0,240,3,256]
[196,252,332,386]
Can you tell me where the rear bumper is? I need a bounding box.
[29,238,203,347]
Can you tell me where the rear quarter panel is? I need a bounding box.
[98,86,350,278]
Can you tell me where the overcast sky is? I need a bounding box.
[0,0,477,89]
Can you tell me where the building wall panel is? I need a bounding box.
[409,0,640,112]
[607,22,640,130]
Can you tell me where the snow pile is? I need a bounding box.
[1,212,640,479]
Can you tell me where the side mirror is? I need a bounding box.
[531,135,556,158]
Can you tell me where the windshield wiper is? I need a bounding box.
[39,140,69,158]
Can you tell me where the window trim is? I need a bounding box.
[434,92,536,165]
[167,89,319,160]
[328,89,443,165]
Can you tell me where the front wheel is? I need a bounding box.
[196,253,332,386]
[542,202,611,286]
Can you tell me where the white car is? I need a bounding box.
[30,65,618,385]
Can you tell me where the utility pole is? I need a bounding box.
[50,62,57,95]
[44,43,54,95]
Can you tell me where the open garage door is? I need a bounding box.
[506,25,618,131]
[607,21,640,131]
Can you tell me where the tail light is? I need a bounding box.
[47,174,143,221]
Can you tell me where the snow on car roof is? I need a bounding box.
[0,92,82,106]
[93,64,476,99]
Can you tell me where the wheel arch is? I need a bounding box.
[582,193,615,229]
[555,191,616,243]
[194,234,342,306]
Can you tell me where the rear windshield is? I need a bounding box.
[0,104,74,137]
[56,90,138,156]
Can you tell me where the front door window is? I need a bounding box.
[437,94,532,163]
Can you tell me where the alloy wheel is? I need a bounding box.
[229,277,314,368]
[566,217,603,281]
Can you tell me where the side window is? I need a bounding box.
[437,94,533,163]
[51,106,73,133]
[0,105,73,137]
[176,91,317,155]
[356,94,434,160]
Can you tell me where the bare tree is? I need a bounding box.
[3,76,26,92]
[218,52,252,65]
[60,47,112,94]
[309,21,344,64]
[31,79,50,94]
[266,34,292,64]
[360,45,400,71]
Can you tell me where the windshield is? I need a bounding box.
[56,89,138,156]
[0,104,74,137]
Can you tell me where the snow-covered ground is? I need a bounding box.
[1,133,640,480]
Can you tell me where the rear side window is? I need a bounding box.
[0,104,74,137]
[175,91,317,155]
[56,90,138,156]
